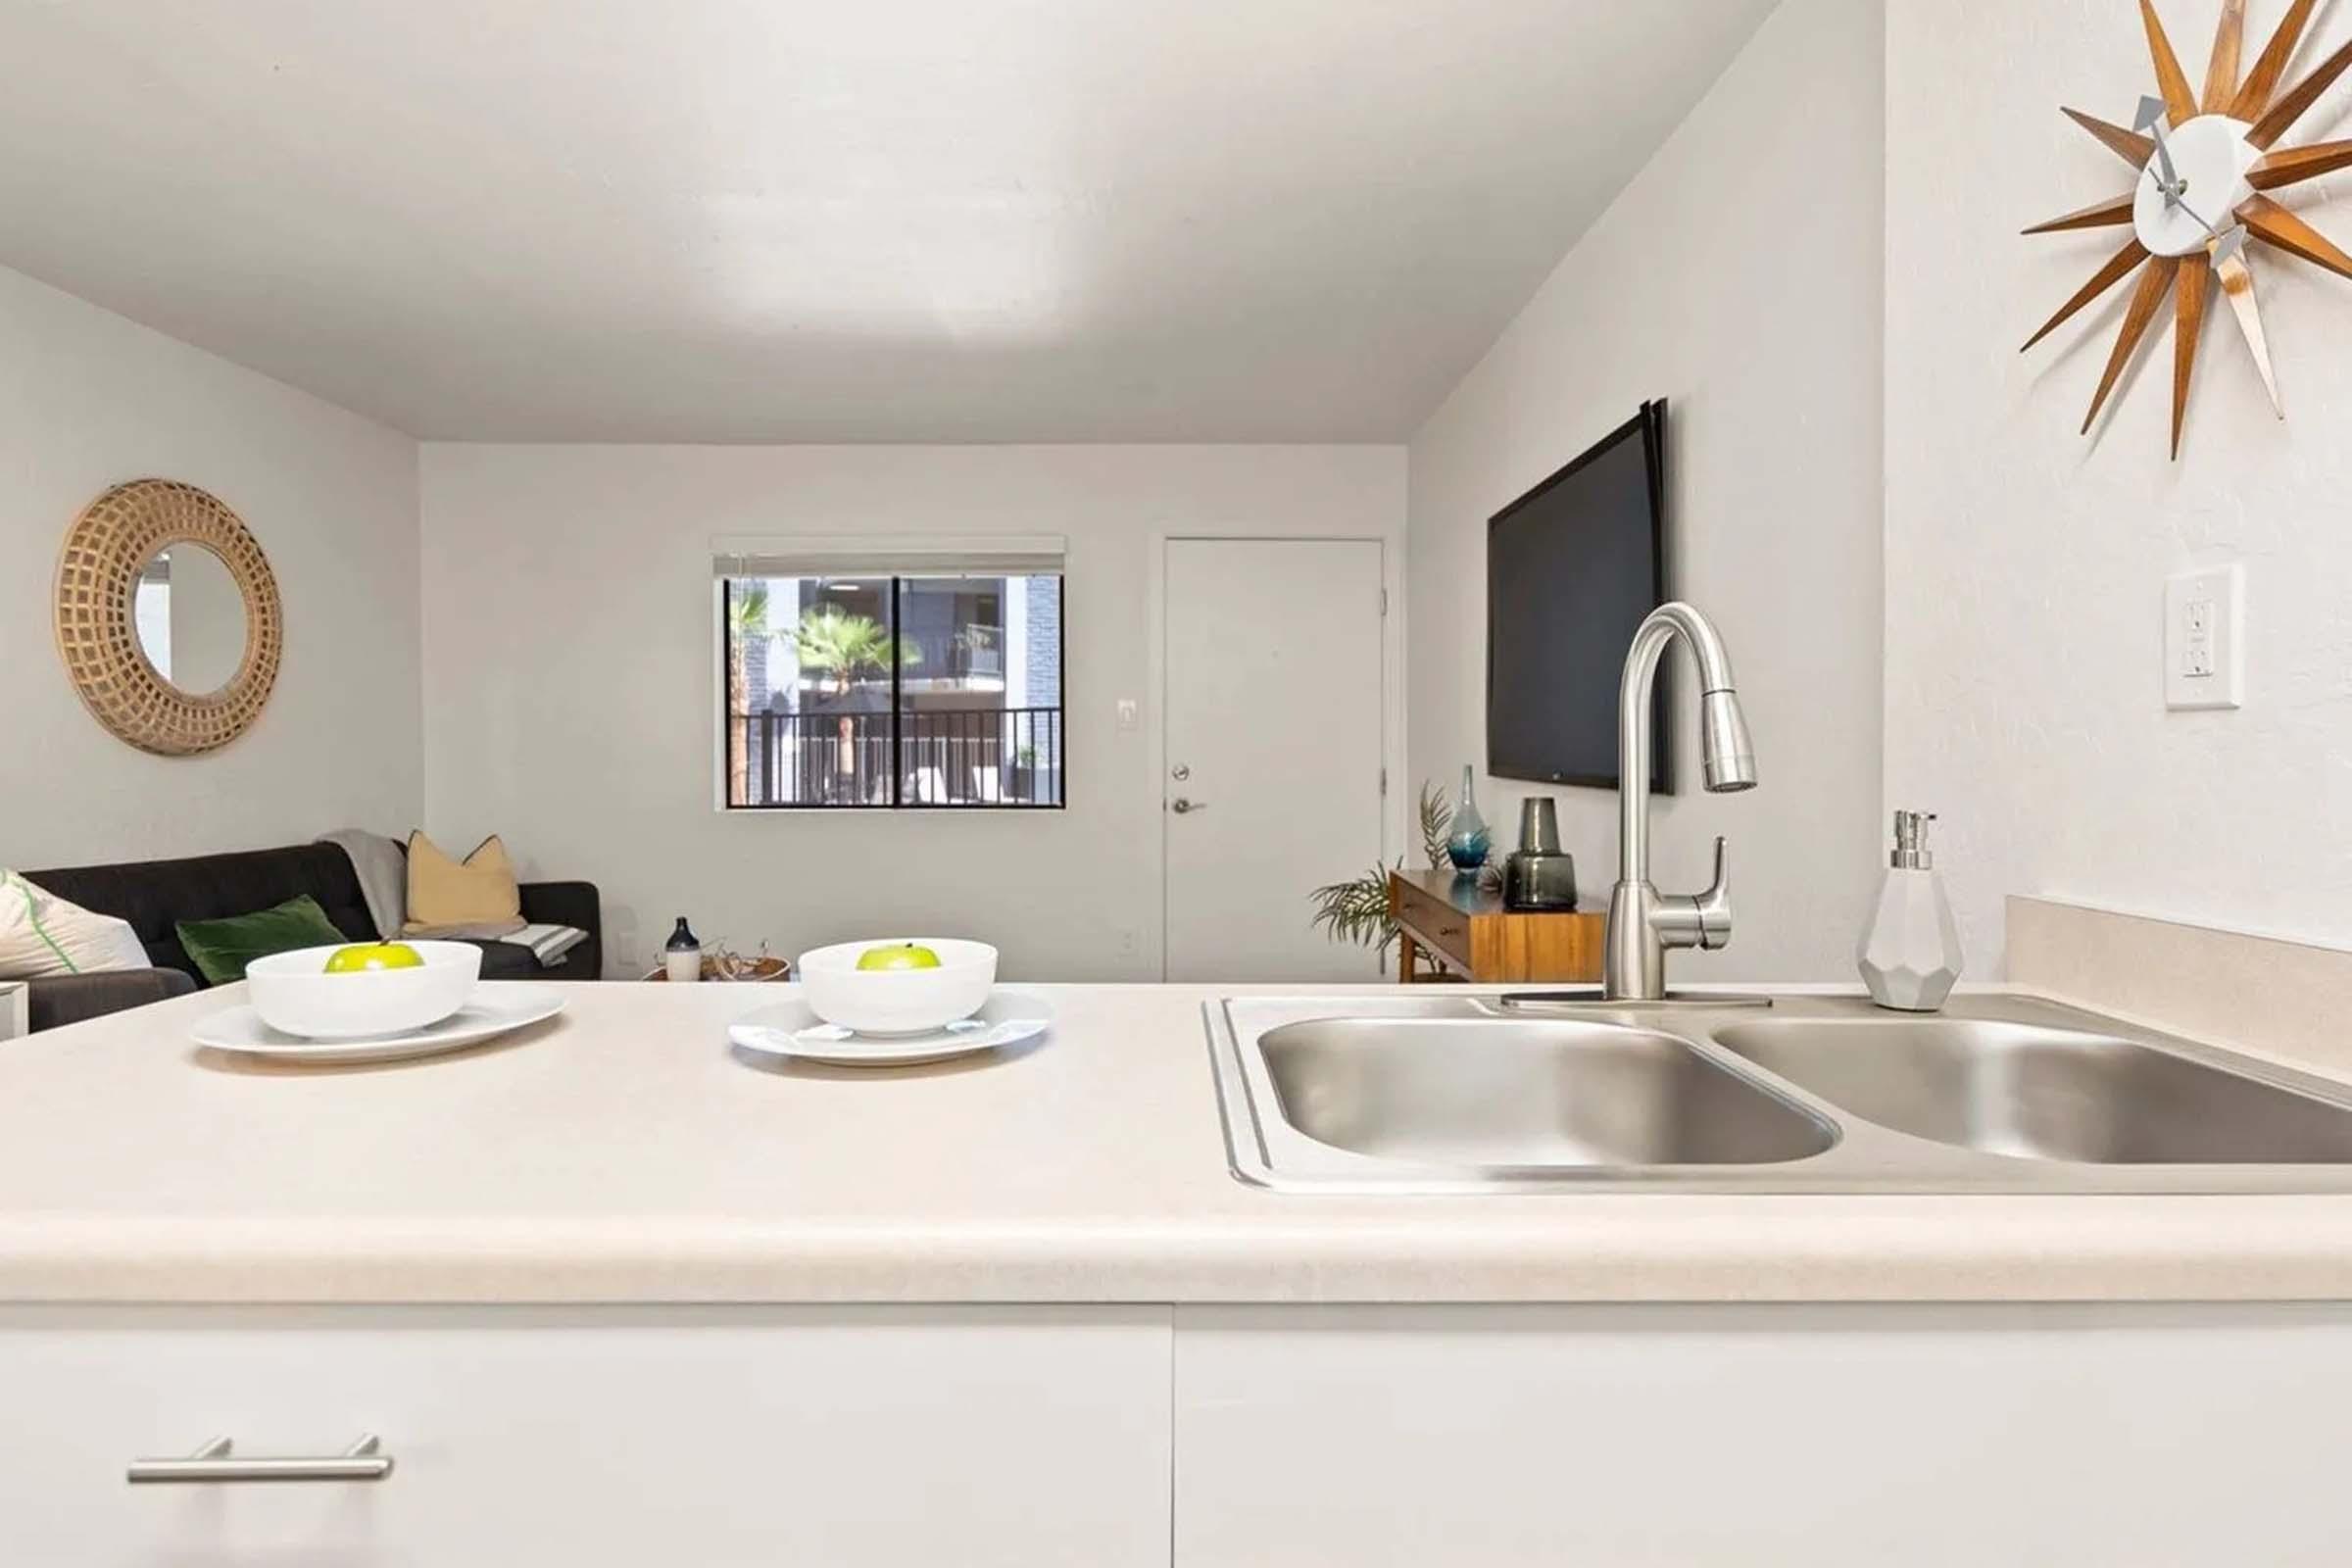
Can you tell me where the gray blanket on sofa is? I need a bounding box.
[317,829,412,940]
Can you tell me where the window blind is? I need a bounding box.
[711,534,1066,579]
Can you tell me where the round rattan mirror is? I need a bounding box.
[54,479,281,757]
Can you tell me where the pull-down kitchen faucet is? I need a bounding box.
[1602,602,1755,1002]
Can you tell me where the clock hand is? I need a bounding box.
[2164,186,2248,261]
[2134,95,2182,207]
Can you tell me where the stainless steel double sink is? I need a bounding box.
[1203,992,2352,1192]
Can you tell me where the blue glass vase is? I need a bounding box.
[1445,765,1491,870]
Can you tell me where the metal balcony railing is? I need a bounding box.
[730,707,1064,808]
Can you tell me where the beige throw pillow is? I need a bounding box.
[404,833,522,933]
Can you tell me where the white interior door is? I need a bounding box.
[1163,537,1387,982]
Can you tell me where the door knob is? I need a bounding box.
[1171,798,1206,814]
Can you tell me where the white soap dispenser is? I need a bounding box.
[1856,810,1964,1012]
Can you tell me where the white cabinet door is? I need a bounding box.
[0,1305,1170,1567]
[1175,1304,2352,1567]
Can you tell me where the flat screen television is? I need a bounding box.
[1486,399,1671,792]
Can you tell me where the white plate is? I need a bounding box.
[730,989,1052,1067]
[191,984,566,1064]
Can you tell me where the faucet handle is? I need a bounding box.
[1690,836,1734,952]
[1649,836,1735,955]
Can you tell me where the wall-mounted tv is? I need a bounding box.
[1486,399,1671,793]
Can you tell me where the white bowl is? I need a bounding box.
[796,938,998,1036]
[244,941,482,1040]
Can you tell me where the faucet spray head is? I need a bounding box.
[1698,688,1756,792]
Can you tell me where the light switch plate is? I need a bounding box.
[2166,563,2244,710]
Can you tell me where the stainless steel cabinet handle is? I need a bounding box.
[1170,798,1206,814]
[127,1434,394,1485]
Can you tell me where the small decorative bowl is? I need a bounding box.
[245,940,482,1040]
[642,954,792,983]
[795,938,997,1036]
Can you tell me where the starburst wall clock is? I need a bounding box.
[2024,0,2352,457]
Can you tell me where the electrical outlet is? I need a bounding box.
[2166,564,2243,710]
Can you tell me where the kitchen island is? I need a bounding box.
[8,974,2352,1565]
[12,977,2352,1303]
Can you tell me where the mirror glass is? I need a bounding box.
[131,543,247,694]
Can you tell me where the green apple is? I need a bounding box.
[323,942,425,974]
[857,943,942,972]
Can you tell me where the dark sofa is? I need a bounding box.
[23,842,602,1032]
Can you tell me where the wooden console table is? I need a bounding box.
[1388,869,1604,985]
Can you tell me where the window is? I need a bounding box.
[717,543,1065,810]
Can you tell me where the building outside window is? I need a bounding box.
[717,542,1065,809]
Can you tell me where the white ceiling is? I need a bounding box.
[0,1,1776,442]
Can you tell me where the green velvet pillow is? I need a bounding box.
[175,894,351,986]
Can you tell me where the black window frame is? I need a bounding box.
[721,570,1067,812]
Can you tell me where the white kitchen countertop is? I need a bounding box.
[7,978,2352,1304]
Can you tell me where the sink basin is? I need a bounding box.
[1206,993,2352,1193]
[1714,1018,2352,1164]
[1258,1018,1834,1166]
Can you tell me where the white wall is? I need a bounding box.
[1404,0,1886,982]
[0,264,421,872]
[1886,0,2352,971]
[418,445,1404,978]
